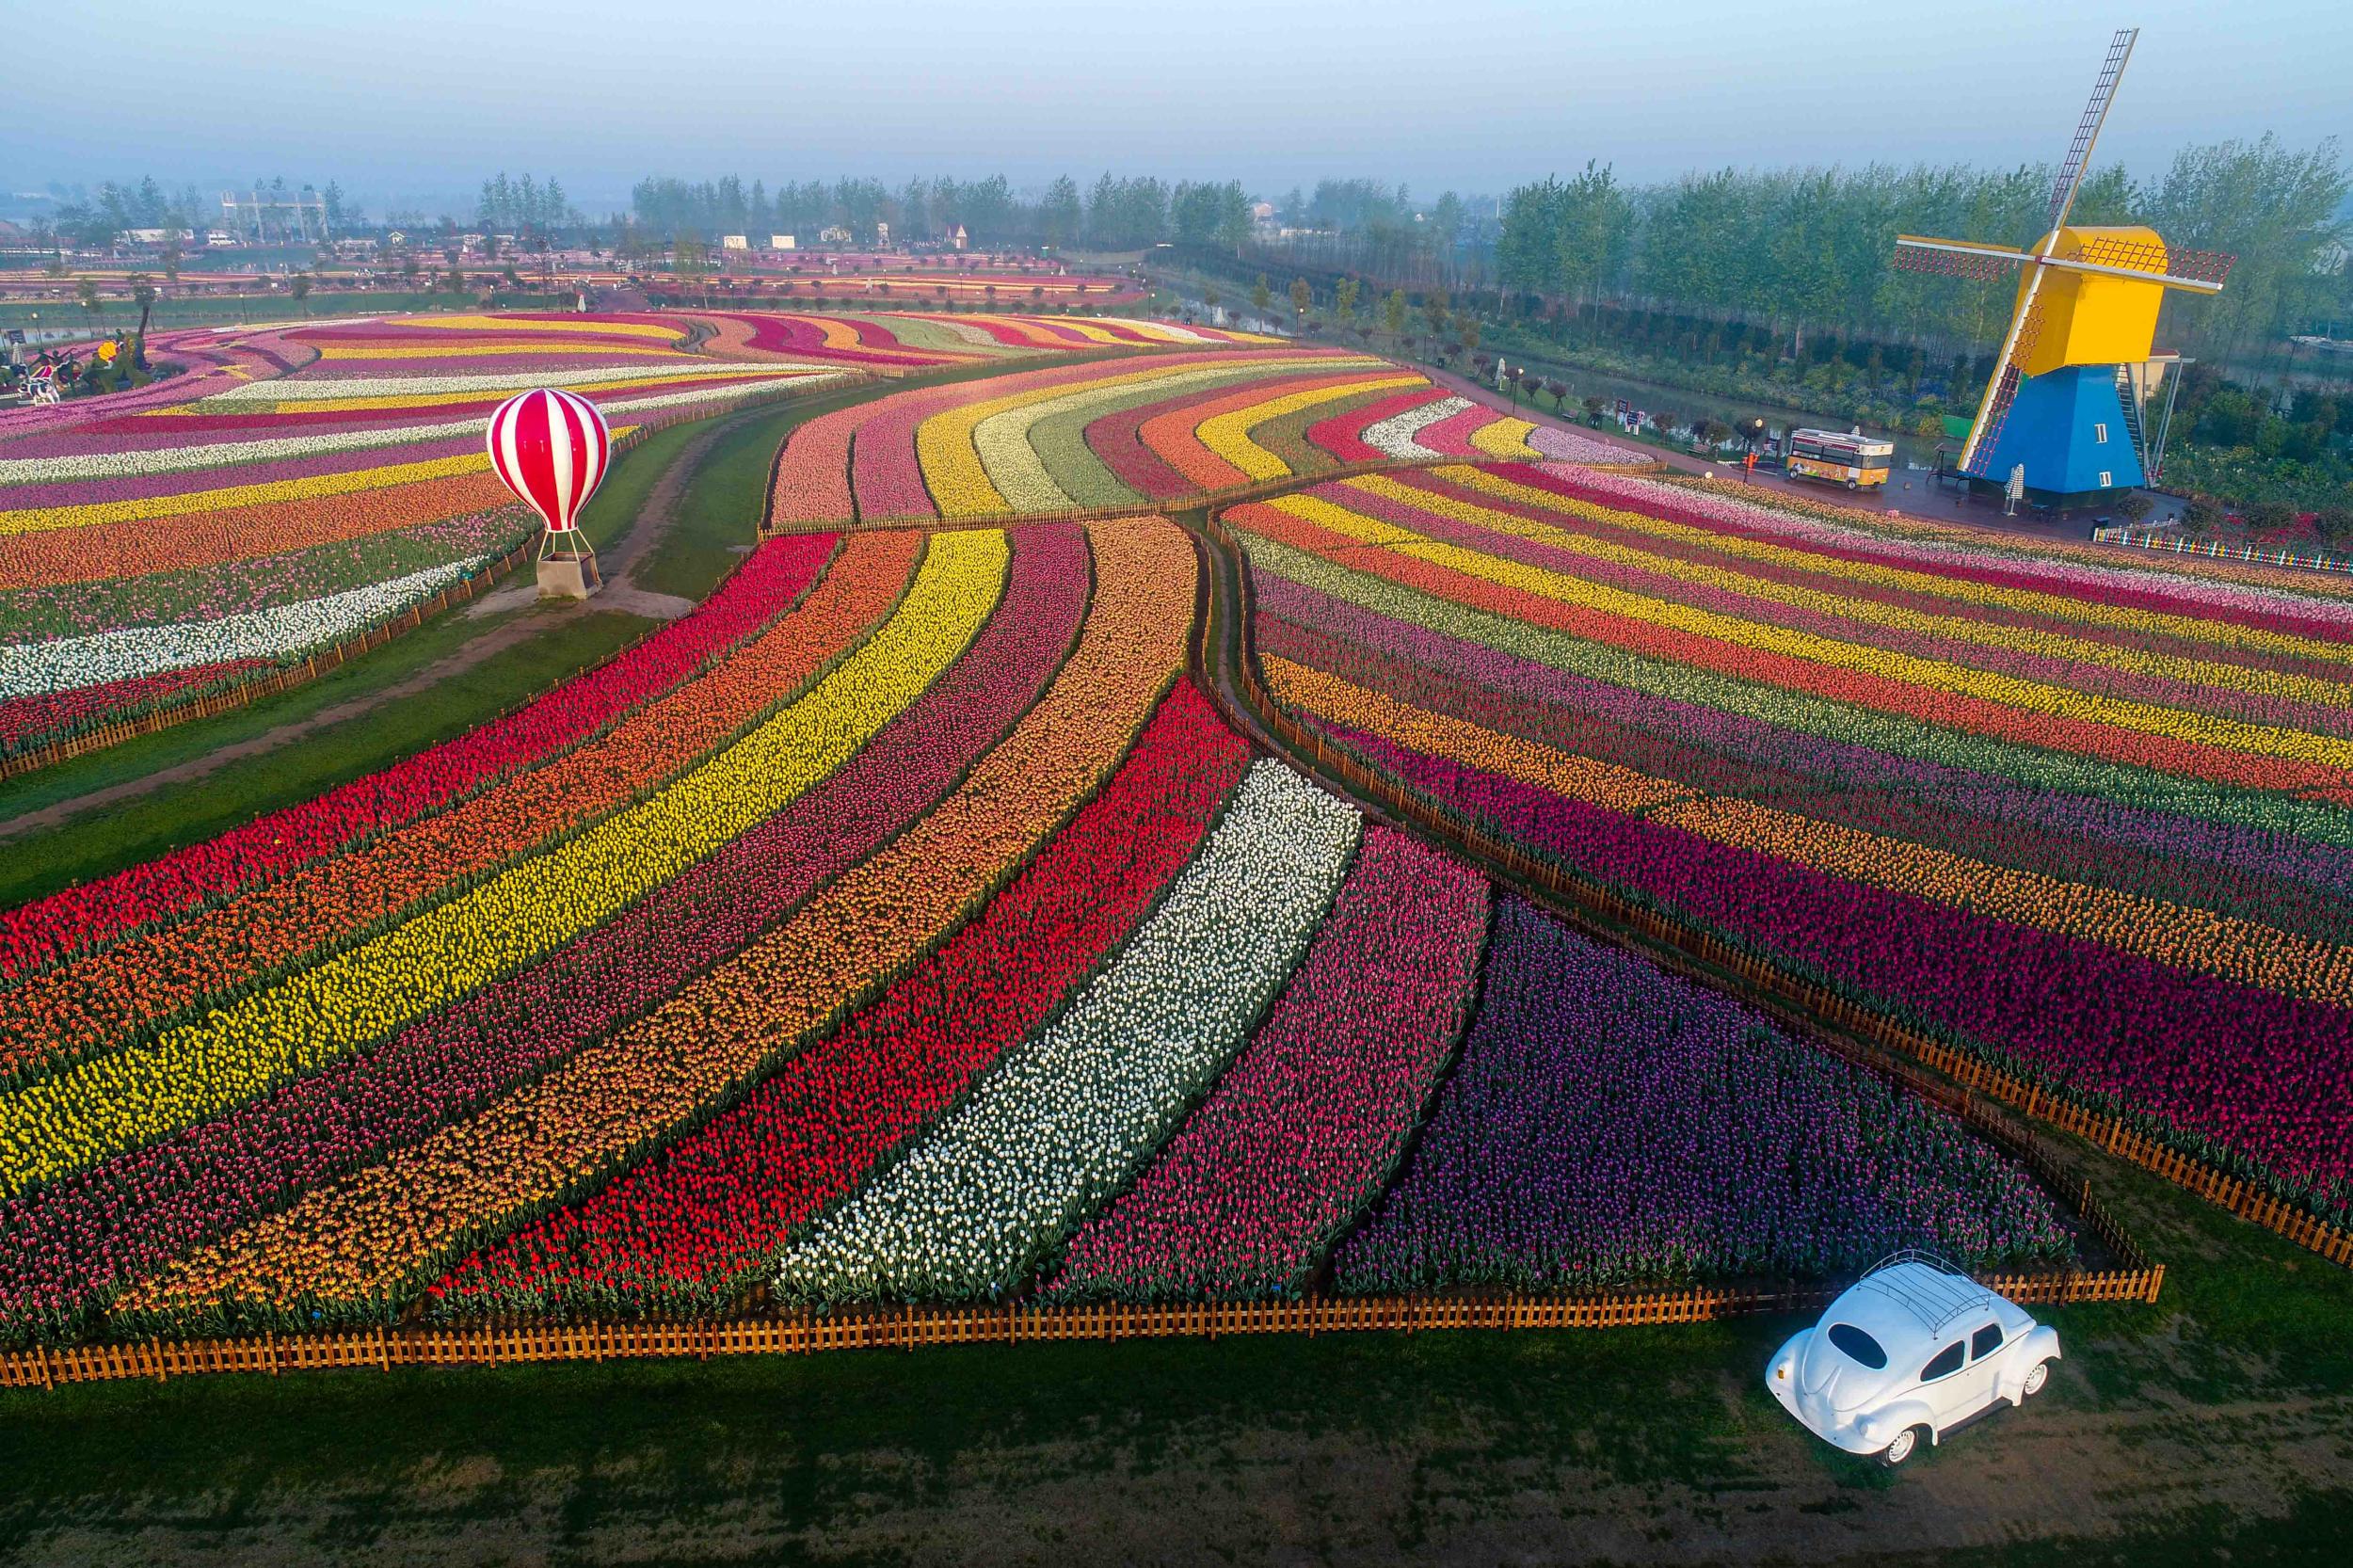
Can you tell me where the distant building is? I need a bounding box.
[721,234,749,250]
[950,223,968,251]
[771,233,796,250]
[874,221,889,246]
[818,224,852,245]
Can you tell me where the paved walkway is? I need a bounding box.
[1414,362,2169,543]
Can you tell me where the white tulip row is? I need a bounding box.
[1364,396,1472,460]
[199,360,831,405]
[0,374,847,488]
[772,760,1362,1304]
[0,556,487,700]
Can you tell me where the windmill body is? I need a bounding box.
[1892,29,2233,504]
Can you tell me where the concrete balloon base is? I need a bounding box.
[536,555,602,600]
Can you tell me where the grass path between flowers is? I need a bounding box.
[1,1144,2348,1567]
[0,352,1147,911]
[0,394,816,906]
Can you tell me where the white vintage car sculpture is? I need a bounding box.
[1768,1251,2060,1466]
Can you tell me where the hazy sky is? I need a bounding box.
[7,0,2346,215]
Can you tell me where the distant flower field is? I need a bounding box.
[765,351,1549,526]
[0,310,1262,761]
[1230,459,2353,1221]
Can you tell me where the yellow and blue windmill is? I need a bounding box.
[1894,28,2233,500]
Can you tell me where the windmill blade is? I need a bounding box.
[1961,284,2052,478]
[2048,233,2236,288]
[1893,235,2030,281]
[2036,255,2231,294]
[2047,28,2137,233]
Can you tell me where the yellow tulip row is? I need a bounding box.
[1466,418,1543,459]
[1344,476,2353,709]
[1278,494,2353,773]
[0,531,1008,1196]
[120,517,1196,1313]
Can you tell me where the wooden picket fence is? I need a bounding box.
[0,1259,2164,1393]
[1194,502,2353,1274]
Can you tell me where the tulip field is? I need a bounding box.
[693,308,1269,369]
[0,488,2086,1344]
[0,308,1257,762]
[0,312,848,757]
[1231,458,2353,1224]
[764,351,1549,526]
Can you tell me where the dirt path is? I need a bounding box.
[0,409,747,840]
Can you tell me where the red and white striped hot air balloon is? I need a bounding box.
[485,387,611,534]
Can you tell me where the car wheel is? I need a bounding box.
[2023,1360,2051,1399]
[1846,478,1860,490]
[1880,1427,1920,1467]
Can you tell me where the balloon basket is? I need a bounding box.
[536,531,602,600]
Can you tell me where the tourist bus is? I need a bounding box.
[1783,428,1895,490]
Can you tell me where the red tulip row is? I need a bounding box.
[0,533,841,981]
[424,678,1252,1316]
[0,525,1086,1336]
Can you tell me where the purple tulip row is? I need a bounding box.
[1335,897,2075,1292]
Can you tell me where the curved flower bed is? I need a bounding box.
[0,532,1007,1194]
[0,531,920,1082]
[1231,462,2353,1220]
[1334,897,2074,1291]
[0,525,1085,1335]
[0,532,844,981]
[765,350,1552,530]
[0,312,850,744]
[107,517,1194,1328]
[426,677,1251,1318]
[770,759,1361,1304]
[1044,826,1489,1302]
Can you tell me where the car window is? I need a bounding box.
[1970,1322,2004,1361]
[1826,1323,1886,1369]
[1921,1342,1966,1382]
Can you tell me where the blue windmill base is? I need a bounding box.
[1972,364,2144,500]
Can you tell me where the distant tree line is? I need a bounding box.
[1494,136,2351,362]
[621,172,1254,253]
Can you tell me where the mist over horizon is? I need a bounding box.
[6,0,2345,218]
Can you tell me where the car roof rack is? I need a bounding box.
[1852,1250,1993,1337]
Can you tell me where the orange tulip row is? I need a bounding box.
[114,516,1198,1325]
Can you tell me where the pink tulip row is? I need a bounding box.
[1043,826,1490,1301]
